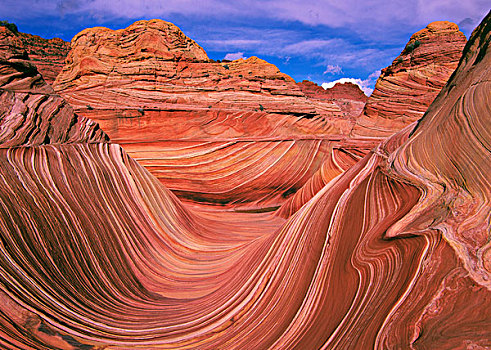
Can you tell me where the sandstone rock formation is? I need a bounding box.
[0,27,107,147]
[0,12,489,350]
[17,33,70,85]
[298,80,366,101]
[352,21,467,137]
[297,80,367,116]
[0,23,70,85]
[52,19,369,208]
[54,19,354,136]
[50,19,468,209]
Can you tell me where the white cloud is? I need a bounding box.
[224,52,246,60]
[322,70,381,96]
[367,70,381,80]
[323,64,342,74]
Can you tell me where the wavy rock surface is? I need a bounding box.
[125,139,331,208]
[352,21,467,137]
[0,12,490,350]
[389,15,491,289]
[52,19,369,207]
[0,27,107,147]
[275,138,374,217]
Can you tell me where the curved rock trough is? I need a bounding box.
[0,13,489,349]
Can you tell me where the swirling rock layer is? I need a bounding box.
[0,27,107,147]
[52,19,372,207]
[352,21,467,137]
[0,13,490,349]
[123,138,375,209]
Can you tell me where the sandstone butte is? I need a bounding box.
[52,19,374,209]
[297,79,367,116]
[351,21,467,137]
[0,11,489,350]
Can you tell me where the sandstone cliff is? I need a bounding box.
[352,21,467,137]
[280,22,468,215]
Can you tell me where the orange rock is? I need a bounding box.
[17,33,70,85]
[0,24,70,86]
[352,21,467,137]
[53,19,364,207]
[0,27,107,147]
[298,80,367,102]
[280,22,468,212]
[53,19,356,139]
[298,80,367,118]
[0,12,489,350]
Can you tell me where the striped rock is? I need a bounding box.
[0,12,489,349]
[0,27,108,147]
[51,19,373,208]
[351,21,467,137]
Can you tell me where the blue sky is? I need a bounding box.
[1,1,489,94]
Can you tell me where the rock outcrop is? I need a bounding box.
[298,80,367,102]
[0,27,107,147]
[54,20,354,137]
[0,12,489,350]
[52,19,370,208]
[0,23,70,85]
[352,21,467,137]
[17,33,70,85]
[297,80,367,116]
